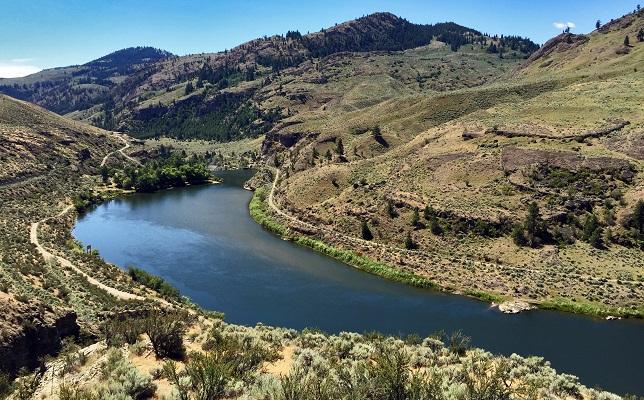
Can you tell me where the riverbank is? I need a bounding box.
[249,185,643,319]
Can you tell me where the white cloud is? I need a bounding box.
[553,21,576,30]
[10,58,36,63]
[0,61,41,78]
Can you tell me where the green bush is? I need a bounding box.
[128,267,181,301]
[142,311,187,360]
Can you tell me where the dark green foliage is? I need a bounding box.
[184,81,194,95]
[103,316,143,347]
[142,311,187,360]
[164,329,274,399]
[112,153,210,193]
[448,330,471,356]
[423,205,435,220]
[130,92,281,141]
[361,221,373,240]
[622,200,644,247]
[335,138,344,154]
[404,232,417,250]
[302,15,537,58]
[638,28,644,42]
[386,200,397,218]
[624,35,630,46]
[429,217,443,235]
[410,208,420,227]
[100,166,109,183]
[583,213,604,248]
[72,190,105,213]
[513,202,548,248]
[128,267,181,300]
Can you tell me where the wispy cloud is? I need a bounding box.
[553,21,576,30]
[0,59,41,78]
[10,58,36,63]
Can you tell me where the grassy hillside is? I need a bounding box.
[260,10,644,317]
[0,13,537,142]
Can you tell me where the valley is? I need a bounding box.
[0,4,642,400]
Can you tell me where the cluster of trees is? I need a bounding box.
[128,267,181,301]
[513,200,644,250]
[131,91,281,141]
[256,53,306,72]
[108,153,211,192]
[195,63,256,90]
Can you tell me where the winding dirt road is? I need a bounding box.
[30,205,143,301]
[30,138,145,301]
[101,133,140,167]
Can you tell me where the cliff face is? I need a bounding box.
[0,294,80,375]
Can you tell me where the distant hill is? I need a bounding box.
[0,46,173,115]
[0,13,538,141]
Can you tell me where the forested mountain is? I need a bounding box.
[0,13,538,141]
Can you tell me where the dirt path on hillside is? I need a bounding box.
[101,133,140,167]
[30,205,144,301]
[266,168,638,289]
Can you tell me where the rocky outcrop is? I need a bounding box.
[497,300,536,314]
[0,295,80,376]
[519,33,589,69]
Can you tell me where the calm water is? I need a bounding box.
[73,170,643,395]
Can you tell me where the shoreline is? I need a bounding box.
[248,186,643,320]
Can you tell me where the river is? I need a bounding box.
[73,169,644,395]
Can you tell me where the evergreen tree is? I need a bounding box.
[631,200,644,235]
[386,200,396,218]
[100,166,109,183]
[595,20,601,30]
[184,81,194,95]
[524,202,546,247]
[638,29,644,42]
[411,208,420,227]
[423,205,435,220]
[404,232,416,250]
[336,138,344,154]
[361,221,373,241]
[624,36,630,46]
[429,217,443,235]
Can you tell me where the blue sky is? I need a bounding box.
[0,0,639,77]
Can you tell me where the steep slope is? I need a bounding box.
[259,10,644,317]
[0,13,538,141]
[516,9,643,76]
[0,94,120,184]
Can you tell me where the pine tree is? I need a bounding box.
[638,29,644,42]
[404,232,416,250]
[423,205,434,220]
[411,208,420,227]
[386,200,396,218]
[361,221,373,241]
[184,82,194,95]
[595,20,601,30]
[624,36,630,46]
[336,138,344,154]
[633,200,644,235]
